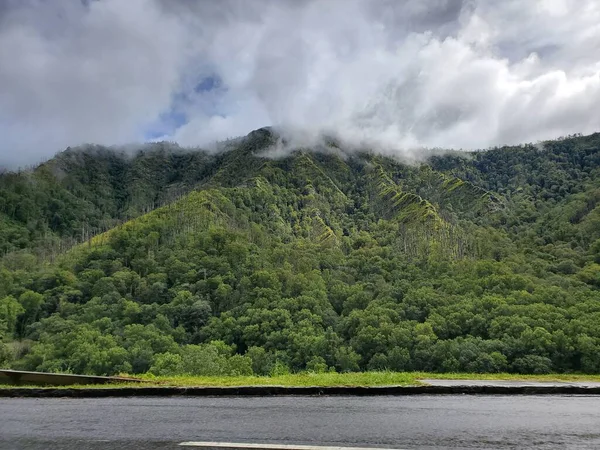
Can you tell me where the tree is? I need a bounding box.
[16,291,44,337]
[0,296,24,338]
[335,346,360,372]
[511,355,553,374]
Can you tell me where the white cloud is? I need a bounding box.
[0,0,185,167]
[0,0,599,168]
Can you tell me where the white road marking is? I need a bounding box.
[179,442,405,450]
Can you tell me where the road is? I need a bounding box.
[1,395,600,449]
[422,379,600,388]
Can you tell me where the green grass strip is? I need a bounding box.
[3,371,600,389]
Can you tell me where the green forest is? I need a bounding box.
[1,128,600,376]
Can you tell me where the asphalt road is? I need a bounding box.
[2,395,600,450]
[422,379,600,388]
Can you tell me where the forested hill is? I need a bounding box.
[1,130,600,376]
[0,142,217,256]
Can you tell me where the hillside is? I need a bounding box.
[0,142,217,257]
[1,130,600,376]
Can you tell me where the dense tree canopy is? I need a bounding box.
[1,130,599,376]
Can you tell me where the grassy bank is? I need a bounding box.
[137,371,419,387]
[3,371,600,389]
[141,372,600,387]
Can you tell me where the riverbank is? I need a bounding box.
[3,371,600,389]
[133,371,600,387]
[3,371,600,396]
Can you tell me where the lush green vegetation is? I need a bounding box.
[1,129,600,377]
[136,371,600,387]
[0,142,216,257]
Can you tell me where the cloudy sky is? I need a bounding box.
[0,0,599,168]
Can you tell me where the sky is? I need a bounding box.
[0,0,599,168]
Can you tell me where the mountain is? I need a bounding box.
[0,142,217,257]
[1,129,600,376]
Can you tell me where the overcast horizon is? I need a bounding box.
[1,0,600,168]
